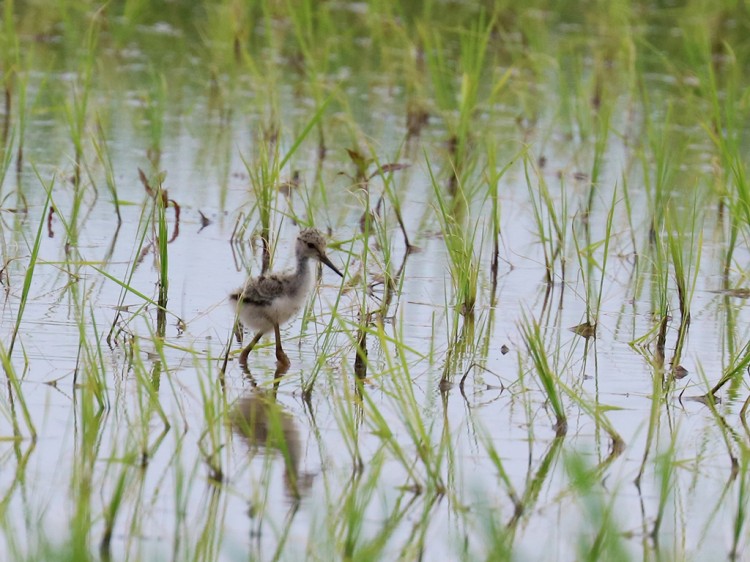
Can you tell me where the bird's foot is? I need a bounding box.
[274,361,290,377]
[276,350,290,368]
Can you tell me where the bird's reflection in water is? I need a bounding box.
[230,377,313,503]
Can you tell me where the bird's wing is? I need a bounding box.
[236,275,286,306]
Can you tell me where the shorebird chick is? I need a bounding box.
[230,228,343,368]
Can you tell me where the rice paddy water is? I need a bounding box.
[1,1,750,560]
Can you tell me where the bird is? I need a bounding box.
[230,228,343,368]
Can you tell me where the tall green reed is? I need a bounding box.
[664,196,703,346]
[520,315,567,436]
[155,178,170,337]
[143,73,166,169]
[63,8,100,192]
[420,11,494,195]
[90,115,122,225]
[571,184,617,335]
[525,154,566,286]
[101,173,180,346]
[0,0,19,155]
[237,99,330,271]
[6,171,51,362]
[427,155,480,320]
[485,145,518,300]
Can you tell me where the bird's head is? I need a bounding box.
[296,228,343,277]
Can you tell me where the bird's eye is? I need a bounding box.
[307,242,315,249]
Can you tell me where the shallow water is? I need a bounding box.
[2,3,750,561]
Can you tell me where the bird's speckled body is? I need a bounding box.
[230,228,342,367]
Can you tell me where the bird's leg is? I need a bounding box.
[274,323,290,366]
[239,331,264,367]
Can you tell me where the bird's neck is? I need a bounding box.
[296,254,311,277]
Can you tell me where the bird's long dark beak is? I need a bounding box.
[319,254,343,277]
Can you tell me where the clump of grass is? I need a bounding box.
[11,65,29,185]
[240,134,283,272]
[142,72,167,169]
[344,146,412,252]
[285,0,334,82]
[662,197,703,378]
[0,0,22,179]
[519,293,621,456]
[420,10,494,194]
[63,10,100,191]
[345,319,438,495]
[90,114,122,225]
[0,127,14,203]
[570,183,618,339]
[520,315,567,436]
[485,144,518,300]
[524,154,567,287]
[342,146,414,383]
[102,171,181,346]
[427,155,480,319]
[705,338,750,401]
[639,107,686,251]
[667,200,702,324]
[201,0,253,71]
[299,236,349,397]
[73,299,109,412]
[237,99,330,271]
[7,170,49,369]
